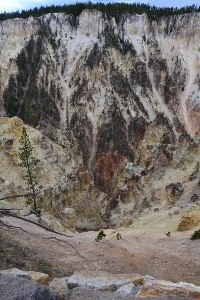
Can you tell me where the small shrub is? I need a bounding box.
[145,161,150,168]
[6,256,12,264]
[95,230,106,242]
[15,261,25,268]
[191,229,200,240]
[116,233,122,240]
[166,231,171,237]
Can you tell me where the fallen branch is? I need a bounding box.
[0,212,86,261]
[0,220,29,233]
[42,236,87,260]
[0,192,40,202]
[0,208,22,211]
[0,211,73,238]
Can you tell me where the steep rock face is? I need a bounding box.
[0,117,103,229]
[43,169,105,230]
[0,117,82,190]
[1,11,200,164]
[177,211,200,231]
[1,11,200,228]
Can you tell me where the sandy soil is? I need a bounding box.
[0,209,200,287]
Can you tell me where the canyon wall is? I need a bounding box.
[1,11,200,229]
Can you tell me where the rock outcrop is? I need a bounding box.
[137,279,200,299]
[1,268,200,300]
[0,117,105,231]
[0,273,61,300]
[177,211,200,231]
[0,268,51,284]
[62,272,200,299]
[165,183,184,204]
[67,271,143,290]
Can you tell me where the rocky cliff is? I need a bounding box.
[1,10,200,230]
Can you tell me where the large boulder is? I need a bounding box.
[177,211,200,231]
[0,273,62,300]
[165,182,184,204]
[137,279,200,299]
[28,271,51,284]
[0,268,51,284]
[49,277,69,299]
[67,271,143,290]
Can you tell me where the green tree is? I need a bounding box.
[18,126,41,214]
[66,97,70,130]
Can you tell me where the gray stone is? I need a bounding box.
[115,283,135,297]
[67,287,192,300]
[0,268,30,279]
[67,271,143,290]
[49,277,69,299]
[0,273,62,300]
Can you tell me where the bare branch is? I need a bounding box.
[0,192,40,202]
[0,220,29,233]
[0,212,87,261]
[42,236,87,260]
[0,208,22,211]
[0,211,73,238]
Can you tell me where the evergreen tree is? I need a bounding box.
[18,127,41,213]
[66,97,70,130]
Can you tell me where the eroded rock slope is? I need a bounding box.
[1,10,200,229]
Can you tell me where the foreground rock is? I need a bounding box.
[0,268,51,284]
[67,271,143,290]
[0,273,61,300]
[49,277,69,299]
[52,271,199,299]
[138,278,200,299]
[1,268,200,299]
[67,287,193,300]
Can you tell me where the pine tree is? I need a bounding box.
[66,97,69,130]
[18,126,41,214]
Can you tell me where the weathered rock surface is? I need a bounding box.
[177,211,200,231]
[191,194,199,203]
[52,271,199,299]
[67,271,143,290]
[65,272,200,300]
[28,271,51,284]
[137,279,200,299]
[2,11,200,229]
[68,286,193,299]
[0,273,62,300]
[165,183,184,204]
[116,283,135,297]
[0,117,105,231]
[0,268,31,279]
[49,277,69,299]
[1,10,200,188]
[1,268,199,300]
[0,268,51,284]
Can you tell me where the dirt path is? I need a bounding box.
[0,212,200,286]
